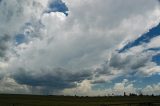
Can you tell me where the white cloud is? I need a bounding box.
[142,83,160,95]
[62,80,92,96]
[0,0,48,35]
[0,76,31,94]
[113,79,136,95]
[62,79,160,96]
[148,36,160,48]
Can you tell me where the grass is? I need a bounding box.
[0,94,159,106]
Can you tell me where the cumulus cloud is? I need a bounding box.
[0,0,159,95]
[143,83,160,95]
[0,0,47,35]
[62,79,160,96]
[0,76,31,94]
[11,67,92,94]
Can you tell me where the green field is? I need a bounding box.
[0,94,159,106]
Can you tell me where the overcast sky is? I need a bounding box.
[0,0,160,96]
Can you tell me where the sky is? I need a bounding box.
[0,0,160,96]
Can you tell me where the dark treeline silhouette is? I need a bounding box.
[123,92,157,97]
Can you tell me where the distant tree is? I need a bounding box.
[137,89,143,96]
[112,93,114,96]
[129,93,137,96]
[139,93,143,96]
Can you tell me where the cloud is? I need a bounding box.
[62,80,101,96]
[92,50,159,84]
[62,79,160,96]
[109,53,149,70]
[119,23,160,53]
[0,0,46,35]
[11,67,91,92]
[143,83,160,95]
[0,76,31,94]
[0,34,11,58]
[0,0,159,95]
[112,79,136,95]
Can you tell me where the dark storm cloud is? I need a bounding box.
[12,67,92,91]
[0,34,10,58]
[92,52,151,84]
[109,54,130,70]
[109,53,149,70]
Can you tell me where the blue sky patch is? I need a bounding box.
[152,54,160,65]
[135,74,160,88]
[15,34,26,45]
[119,23,160,53]
[93,73,160,90]
[46,0,69,16]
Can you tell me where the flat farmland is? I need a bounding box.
[0,94,159,106]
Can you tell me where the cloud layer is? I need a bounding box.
[0,0,160,95]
